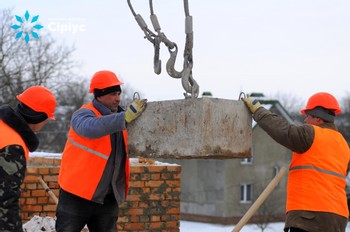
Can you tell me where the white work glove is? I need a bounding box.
[125,99,147,123]
[242,97,261,114]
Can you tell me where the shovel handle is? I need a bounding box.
[232,166,288,232]
[38,177,59,205]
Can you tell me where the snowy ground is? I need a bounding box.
[180,221,350,232]
[180,221,282,232]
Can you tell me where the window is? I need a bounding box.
[274,166,280,176]
[240,146,254,164]
[240,184,253,203]
[240,158,253,164]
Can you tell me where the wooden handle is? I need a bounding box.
[38,177,59,205]
[232,166,288,232]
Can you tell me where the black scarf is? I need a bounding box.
[0,105,39,151]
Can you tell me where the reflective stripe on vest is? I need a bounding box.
[287,125,350,218]
[289,165,346,179]
[67,138,109,160]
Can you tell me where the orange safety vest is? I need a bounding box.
[287,125,350,218]
[58,102,130,201]
[0,120,29,160]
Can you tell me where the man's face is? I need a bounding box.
[97,91,121,112]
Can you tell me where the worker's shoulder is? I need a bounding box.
[73,107,97,117]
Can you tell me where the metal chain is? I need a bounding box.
[127,0,200,99]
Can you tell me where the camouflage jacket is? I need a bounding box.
[0,105,39,232]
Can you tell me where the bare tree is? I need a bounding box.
[0,8,84,152]
[340,91,350,114]
[266,92,304,115]
[335,92,350,144]
[0,8,77,106]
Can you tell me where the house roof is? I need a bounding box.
[252,98,299,128]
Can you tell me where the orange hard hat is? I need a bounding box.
[300,92,341,115]
[16,86,57,120]
[89,70,124,93]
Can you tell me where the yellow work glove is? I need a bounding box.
[242,97,261,114]
[125,99,147,123]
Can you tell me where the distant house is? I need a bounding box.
[160,96,299,224]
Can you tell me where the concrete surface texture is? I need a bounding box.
[128,97,252,159]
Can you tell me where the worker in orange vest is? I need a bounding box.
[243,92,350,232]
[56,70,147,232]
[0,86,56,232]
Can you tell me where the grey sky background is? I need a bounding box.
[3,0,350,103]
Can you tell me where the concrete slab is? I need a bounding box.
[127,97,252,159]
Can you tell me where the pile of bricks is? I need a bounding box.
[20,156,182,232]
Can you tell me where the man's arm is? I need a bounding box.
[71,108,126,139]
[253,107,314,154]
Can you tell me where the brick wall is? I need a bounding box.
[20,157,181,232]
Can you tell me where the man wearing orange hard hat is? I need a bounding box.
[242,92,350,232]
[0,86,56,231]
[56,70,147,232]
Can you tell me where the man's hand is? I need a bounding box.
[242,97,261,114]
[125,99,147,123]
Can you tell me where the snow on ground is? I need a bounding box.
[180,221,284,232]
[180,221,350,232]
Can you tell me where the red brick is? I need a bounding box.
[21,204,42,212]
[149,222,162,229]
[129,181,144,188]
[151,173,161,180]
[124,223,144,230]
[49,167,60,174]
[26,197,37,204]
[37,197,49,204]
[26,167,38,174]
[165,180,180,187]
[145,166,167,172]
[166,208,180,215]
[43,175,58,182]
[25,183,37,190]
[43,204,57,211]
[24,175,40,183]
[172,173,181,179]
[125,194,141,201]
[124,208,144,215]
[130,166,145,173]
[32,189,46,197]
[145,180,164,187]
[38,168,49,175]
[151,216,161,222]
[117,216,129,223]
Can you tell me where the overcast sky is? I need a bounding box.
[3,0,350,104]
